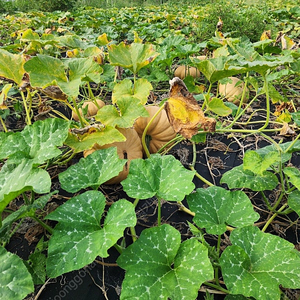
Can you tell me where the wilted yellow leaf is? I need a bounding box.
[165,77,216,139]
[279,122,295,136]
[281,34,296,50]
[260,30,271,41]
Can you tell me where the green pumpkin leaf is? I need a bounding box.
[112,78,152,105]
[220,165,278,191]
[207,97,232,116]
[0,161,51,215]
[235,55,293,76]
[122,154,195,201]
[288,190,300,216]
[59,147,126,193]
[255,140,300,163]
[95,97,148,128]
[187,186,259,235]
[46,191,136,278]
[288,190,300,217]
[220,226,300,300]
[0,118,70,165]
[24,54,67,88]
[117,224,213,300]
[0,247,34,299]
[0,49,26,84]
[25,251,47,285]
[191,56,246,83]
[108,42,159,74]
[64,126,126,153]
[24,55,103,99]
[243,150,281,175]
[283,167,300,190]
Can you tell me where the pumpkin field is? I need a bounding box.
[1,0,300,299]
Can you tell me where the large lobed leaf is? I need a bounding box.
[46,190,136,278]
[96,97,148,128]
[122,154,195,201]
[64,126,126,153]
[220,226,300,300]
[187,186,259,235]
[0,49,26,85]
[0,118,70,165]
[59,147,126,193]
[108,42,159,74]
[0,247,34,299]
[24,55,103,99]
[112,78,152,105]
[117,224,213,300]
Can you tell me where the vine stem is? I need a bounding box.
[285,133,300,153]
[33,216,53,234]
[261,203,288,232]
[202,281,229,294]
[157,197,162,226]
[70,97,89,128]
[201,82,213,111]
[258,74,270,131]
[190,141,214,186]
[0,115,7,132]
[141,104,166,158]
[21,90,31,125]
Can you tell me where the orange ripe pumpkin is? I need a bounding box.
[72,99,105,121]
[134,105,177,154]
[83,128,143,184]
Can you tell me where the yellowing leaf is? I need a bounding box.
[0,84,12,109]
[97,33,110,46]
[279,122,295,136]
[165,78,216,139]
[260,30,271,41]
[281,34,296,50]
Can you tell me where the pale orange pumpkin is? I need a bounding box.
[134,105,177,154]
[219,77,249,105]
[174,65,201,79]
[83,128,143,184]
[72,99,105,121]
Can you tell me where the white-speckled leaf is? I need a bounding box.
[220,165,278,191]
[0,246,34,299]
[220,226,300,300]
[288,190,300,217]
[117,224,213,300]
[0,161,51,214]
[283,167,300,190]
[0,118,69,164]
[46,190,136,278]
[187,186,259,235]
[59,147,126,193]
[121,154,195,201]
